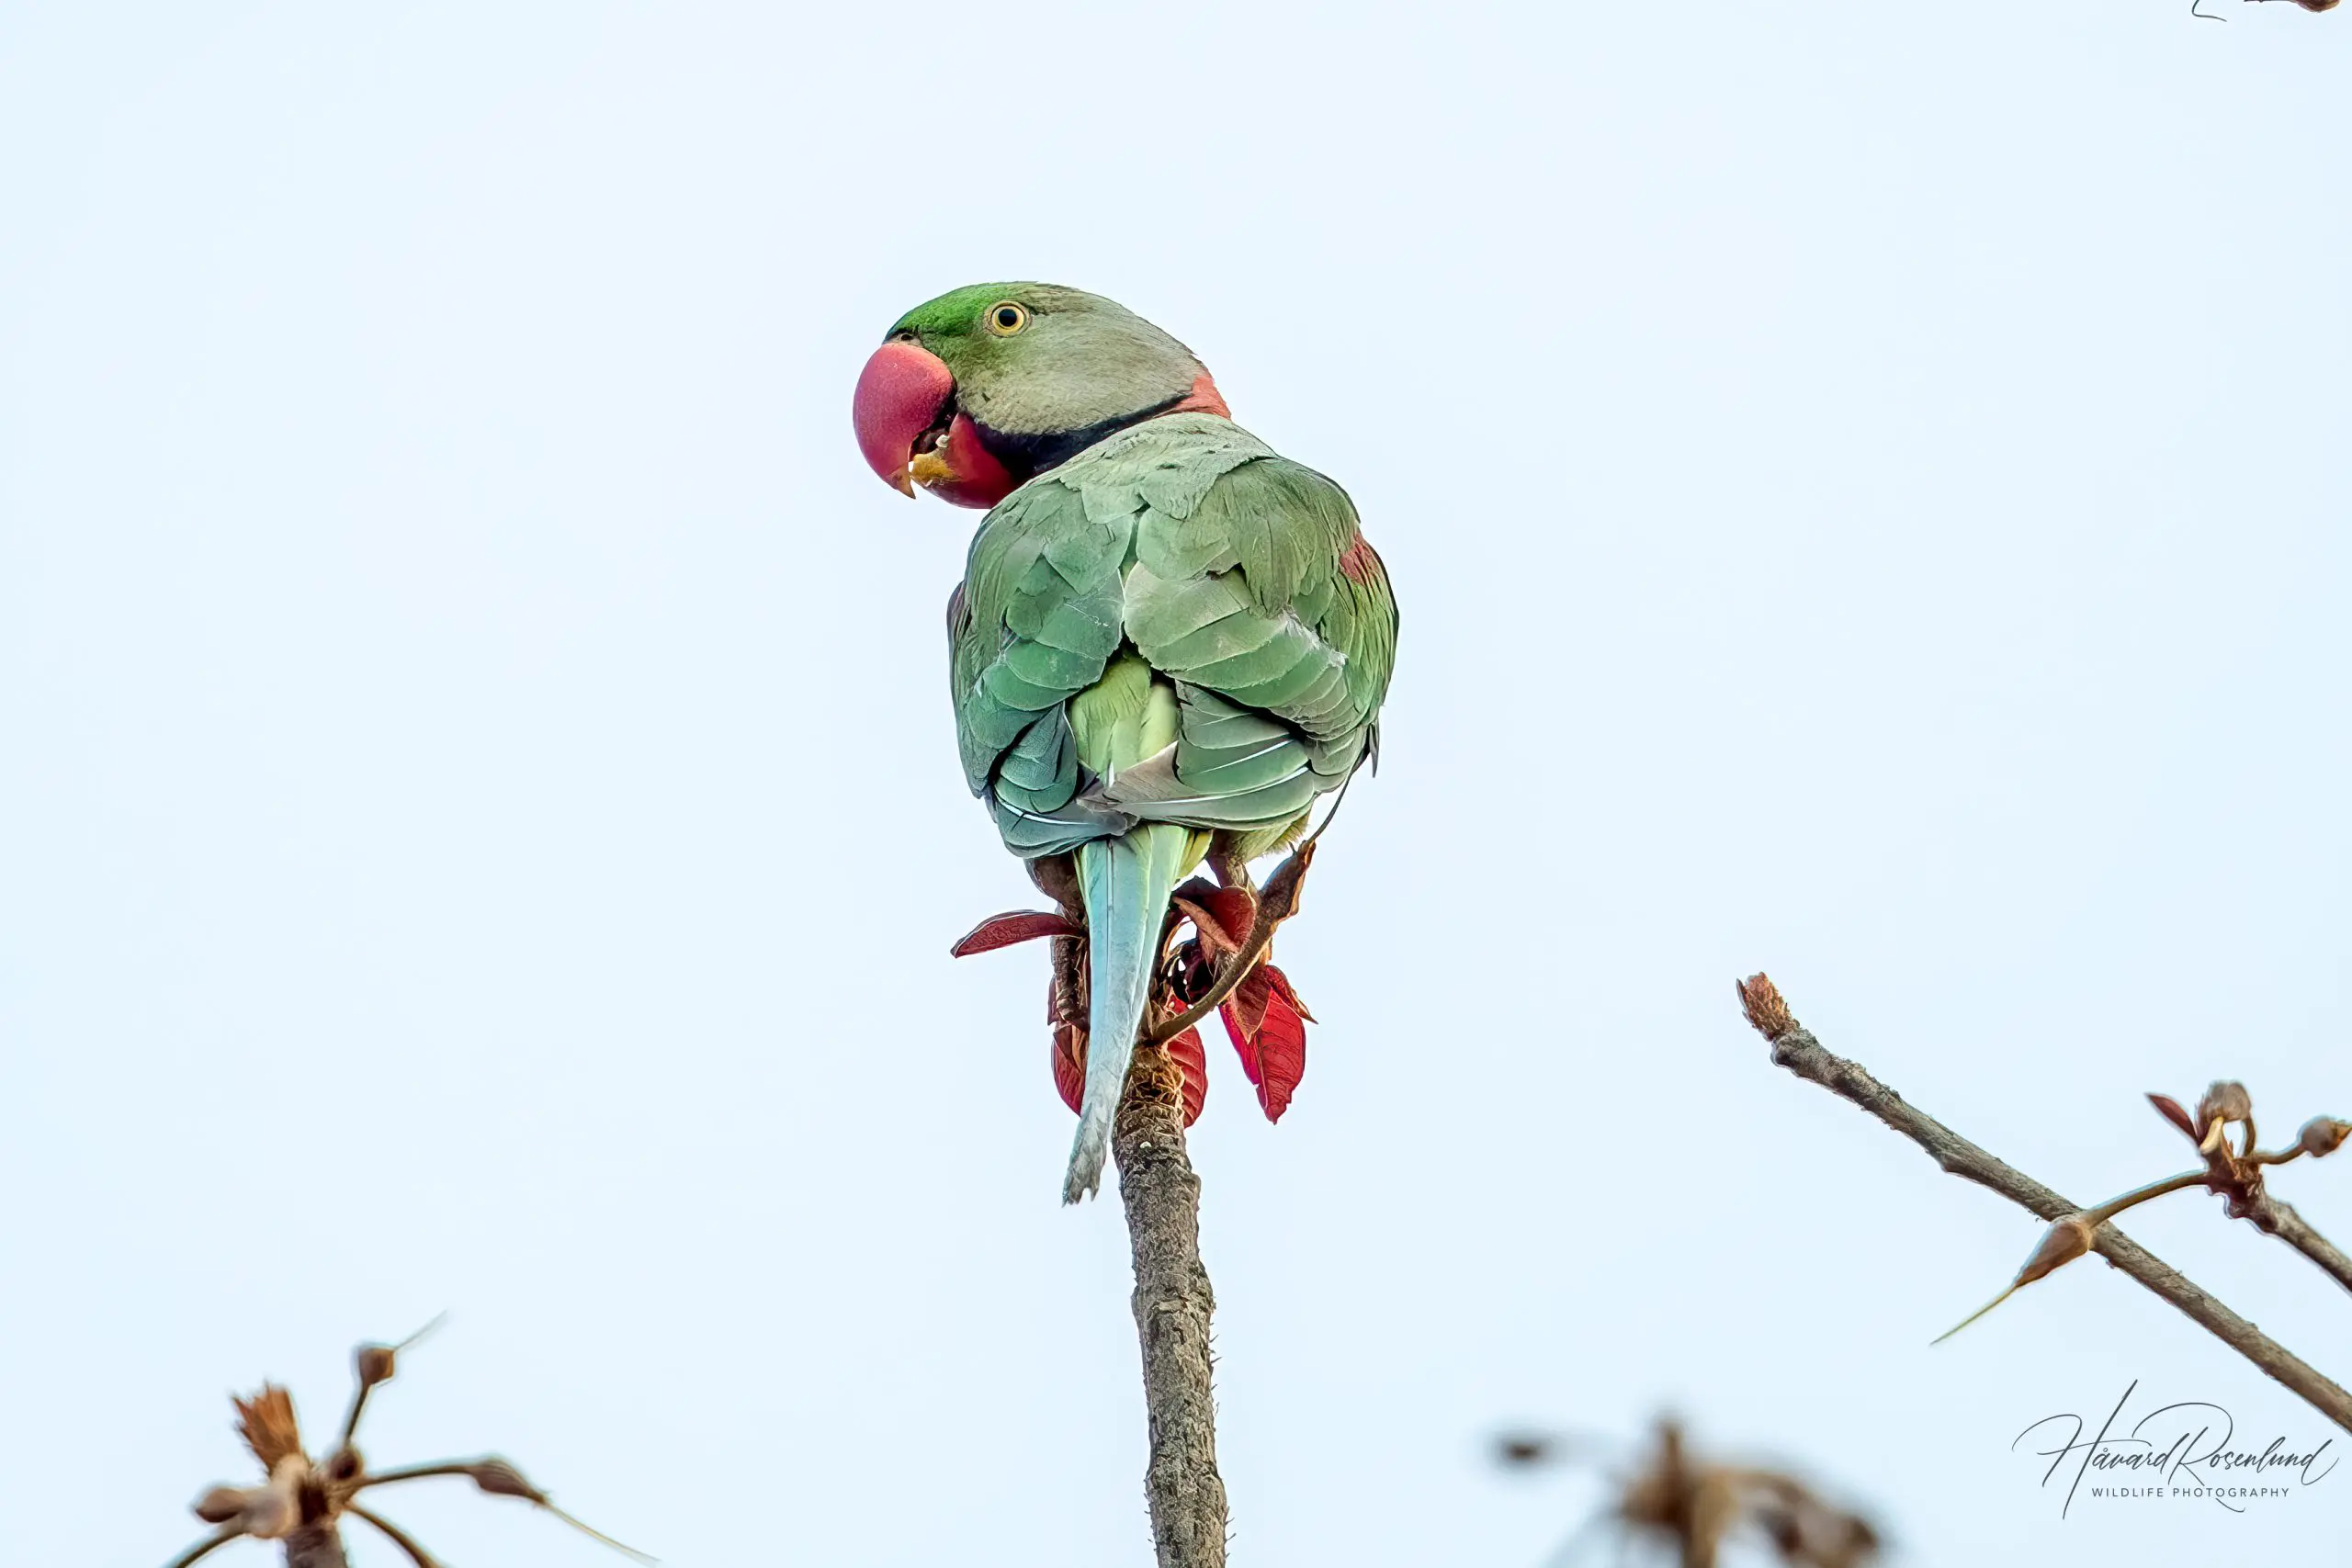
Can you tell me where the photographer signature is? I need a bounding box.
[2014,1380,2336,1516]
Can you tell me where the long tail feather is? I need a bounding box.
[1064,824,1194,1203]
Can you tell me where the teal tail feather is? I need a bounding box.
[1064,823,1194,1203]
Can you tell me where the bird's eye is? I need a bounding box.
[985,301,1030,336]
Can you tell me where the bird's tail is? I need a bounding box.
[1064,822,1198,1204]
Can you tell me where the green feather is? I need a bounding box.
[947,413,1397,864]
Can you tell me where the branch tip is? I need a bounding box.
[1736,973,1796,1042]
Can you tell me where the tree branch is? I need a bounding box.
[1735,976,2352,1435]
[1114,1046,1228,1567]
[2242,1192,2352,1299]
[280,1526,350,1568]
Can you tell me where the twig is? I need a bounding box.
[1735,975,2352,1435]
[1114,1046,1228,1567]
[2143,1089,2352,1298]
[160,1332,650,1568]
[2244,1193,2352,1299]
[1148,842,1315,1046]
[349,1507,440,1568]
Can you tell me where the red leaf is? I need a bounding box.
[1165,1028,1208,1127]
[1170,881,1256,957]
[1201,886,1257,944]
[1051,1025,1087,1118]
[1261,964,1314,1023]
[1219,974,1308,1123]
[951,908,1079,957]
[1250,988,1307,1122]
[2148,1092,2198,1142]
[1047,972,1087,1115]
[1219,998,1261,1087]
[1226,967,1273,1041]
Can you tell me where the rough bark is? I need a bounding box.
[1114,1045,1228,1568]
[1736,976,2352,1435]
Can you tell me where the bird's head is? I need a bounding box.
[852,283,1229,508]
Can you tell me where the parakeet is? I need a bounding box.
[853,284,1397,1202]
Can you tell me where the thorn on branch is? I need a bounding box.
[1734,973,2352,1430]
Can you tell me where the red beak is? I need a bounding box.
[853,340,1022,509]
[853,340,954,498]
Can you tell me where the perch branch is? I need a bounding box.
[1735,975,2352,1435]
[1114,1045,1229,1567]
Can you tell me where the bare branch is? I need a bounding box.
[164,1333,650,1568]
[1114,1046,1229,1567]
[1735,975,2352,1434]
[349,1507,442,1568]
[357,1457,654,1562]
[338,1313,447,1449]
[353,1461,485,1491]
[162,1525,245,1568]
[2240,1192,2352,1299]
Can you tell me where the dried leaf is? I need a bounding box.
[2147,1092,2198,1143]
[1257,842,1315,927]
[950,909,1079,958]
[233,1385,303,1470]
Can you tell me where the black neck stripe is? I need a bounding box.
[972,386,1199,479]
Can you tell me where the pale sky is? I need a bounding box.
[3,5,2347,1564]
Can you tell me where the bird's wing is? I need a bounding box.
[947,473,1132,853]
[1114,442,1397,831]
[948,416,1397,854]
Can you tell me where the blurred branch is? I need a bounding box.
[1497,1417,1881,1568]
[1115,1046,1229,1568]
[1735,975,2352,1436]
[160,1330,650,1568]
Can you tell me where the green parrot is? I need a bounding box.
[853,284,1397,1201]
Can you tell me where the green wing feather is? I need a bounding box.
[947,413,1397,860]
